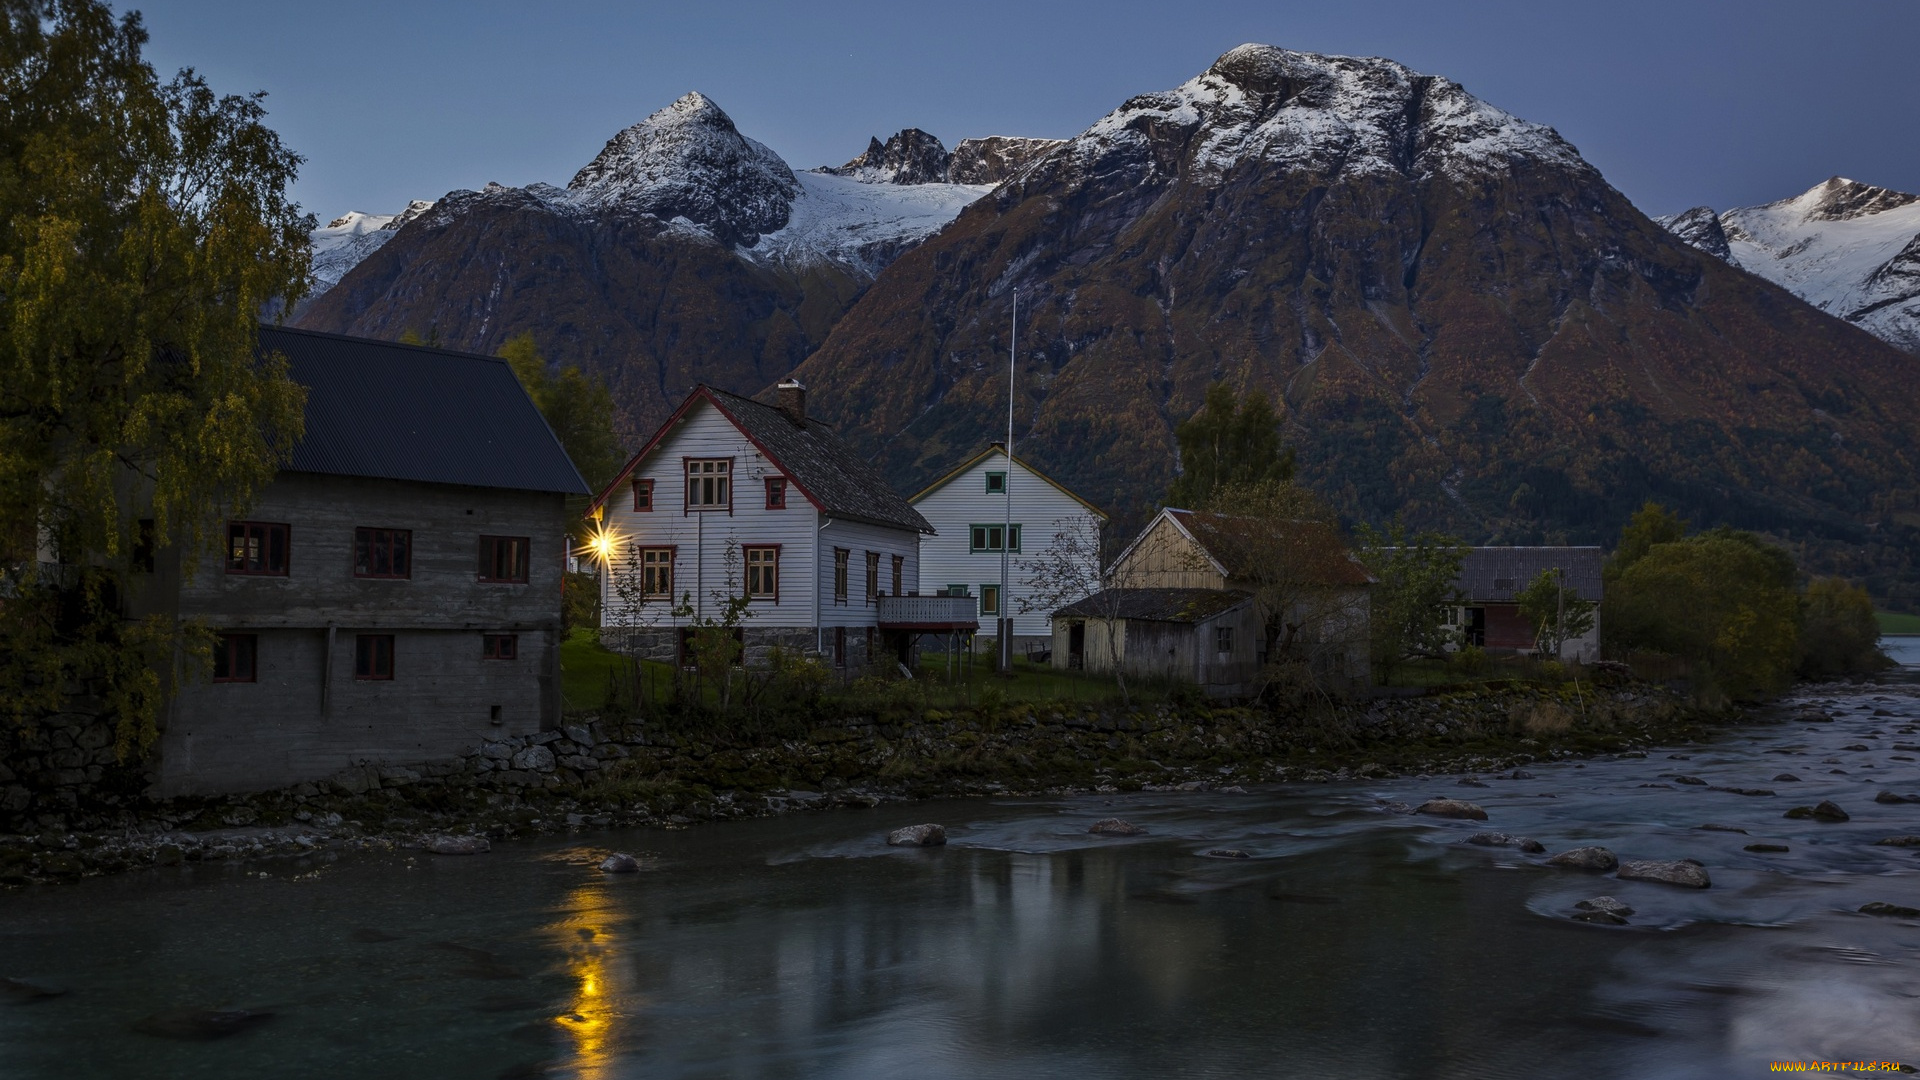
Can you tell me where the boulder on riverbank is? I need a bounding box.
[598,853,639,873]
[1415,799,1487,820]
[424,835,490,855]
[1465,832,1545,853]
[1547,847,1618,871]
[1783,800,1850,821]
[1617,859,1711,888]
[1088,818,1146,836]
[886,824,947,847]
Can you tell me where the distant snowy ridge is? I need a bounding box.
[308,200,433,295]
[1660,177,1920,354]
[308,94,1050,291]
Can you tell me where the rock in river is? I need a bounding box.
[1860,902,1920,918]
[1744,843,1790,853]
[1875,790,1920,804]
[1873,836,1920,847]
[1088,818,1146,836]
[1572,896,1636,923]
[1783,800,1850,822]
[133,1008,274,1040]
[1547,847,1619,871]
[425,835,490,856]
[1617,859,1711,888]
[598,853,639,873]
[1201,848,1251,859]
[886,824,947,847]
[1415,799,1487,820]
[1465,832,1545,853]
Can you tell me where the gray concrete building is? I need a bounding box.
[134,327,588,796]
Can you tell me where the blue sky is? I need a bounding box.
[141,0,1918,221]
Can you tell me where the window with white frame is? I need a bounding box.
[685,459,731,510]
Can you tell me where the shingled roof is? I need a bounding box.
[1455,547,1604,602]
[1157,509,1373,586]
[261,325,589,495]
[594,385,932,534]
[1054,588,1254,623]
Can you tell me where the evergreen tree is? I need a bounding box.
[496,333,624,493]
[0,0,312,754]
[1165,381,1295,507]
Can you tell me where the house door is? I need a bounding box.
[1068,622,1085,669]
[1465,607,1486,647]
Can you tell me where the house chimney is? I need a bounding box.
[776,379,807,426]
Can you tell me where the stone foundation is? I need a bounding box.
[605,625,886,671]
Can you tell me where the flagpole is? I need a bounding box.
[1000,290,1016,673]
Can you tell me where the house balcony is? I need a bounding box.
[876,594,979,632]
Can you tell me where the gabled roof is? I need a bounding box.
[592,385,933,534]
[260,325,589,495]
[1054,588,1254,623]
[910,443,1108,519]
[1114,507,1372,586]
[1455,547,1604,602]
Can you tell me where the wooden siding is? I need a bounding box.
[599,397,921,642]
[1113,515,1226,590]
[912,447,1102,637]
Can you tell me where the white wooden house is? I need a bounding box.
[591,381,950,669]
[910,444,1106,650]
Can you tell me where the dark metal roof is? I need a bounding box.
[1163,509,1374,586]
[260,325,589,495]
[1054,588,1254,623]
[1454,547,1604,603]
[691,387,932,533]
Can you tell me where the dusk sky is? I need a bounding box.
[141,0,1919,223]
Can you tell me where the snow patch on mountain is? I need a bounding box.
[308,200,433,295]
[742,171,990,276]
[1660,177,1920,354]
[1062,43,1590,188]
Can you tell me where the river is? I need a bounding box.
[2,685,1917,1079]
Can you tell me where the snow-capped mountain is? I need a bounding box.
[1659,177,1920,353]
[816,128,1065,186]
[307,200,433,296]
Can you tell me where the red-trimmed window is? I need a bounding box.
[744,545,779,600]
[833,548,849,604]
[685,458,731,510]
[892,554,904,598]
[638,547,674,600]
[479,536,530,583]
[865,551,881,604]
[632,478,654,512]
[355,634,394,680]
[212,633,257,682]
[226,521,289,576]
[765,477,787,509]
[483,633,518,660]
[354,527,411,579]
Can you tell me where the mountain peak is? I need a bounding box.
[821,128,952,184]
[568,91,798,245]
[1789,176,1920,222]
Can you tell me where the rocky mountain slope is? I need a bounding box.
[1659,177,1920,354]
[296,94,1013,436]
[793,44,1920,600]
[307,200,434,296]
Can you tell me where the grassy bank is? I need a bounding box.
[1878,611,1920,634]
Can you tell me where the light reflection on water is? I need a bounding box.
[1883,636,1920,668]
[0,686,1916,1079]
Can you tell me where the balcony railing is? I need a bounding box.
[876,594,980,631]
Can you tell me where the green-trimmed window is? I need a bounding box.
[984,471,1007,494]
[980,584,1001,616]
[967,523,1021,553]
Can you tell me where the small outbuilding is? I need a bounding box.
[1051,588,1260,697]
[1451,547,1604,662]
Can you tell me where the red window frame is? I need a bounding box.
[764,477,787,510]
[683,457,733,513]
[632,478,654,512]
[891,554,904,598]
[354,527,412,579]
[637,546,674,600]
[212,633,257,682]
[479,535,530,583]
[743,544,780,602]
[483,633,518,660]
[225,521,290,576]
[832,547,850,604]
[865,551,881,604]
[354,634,395,680]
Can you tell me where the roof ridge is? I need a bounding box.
[261,323,513,367]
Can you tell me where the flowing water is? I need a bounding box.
[3,686,1919,1079]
